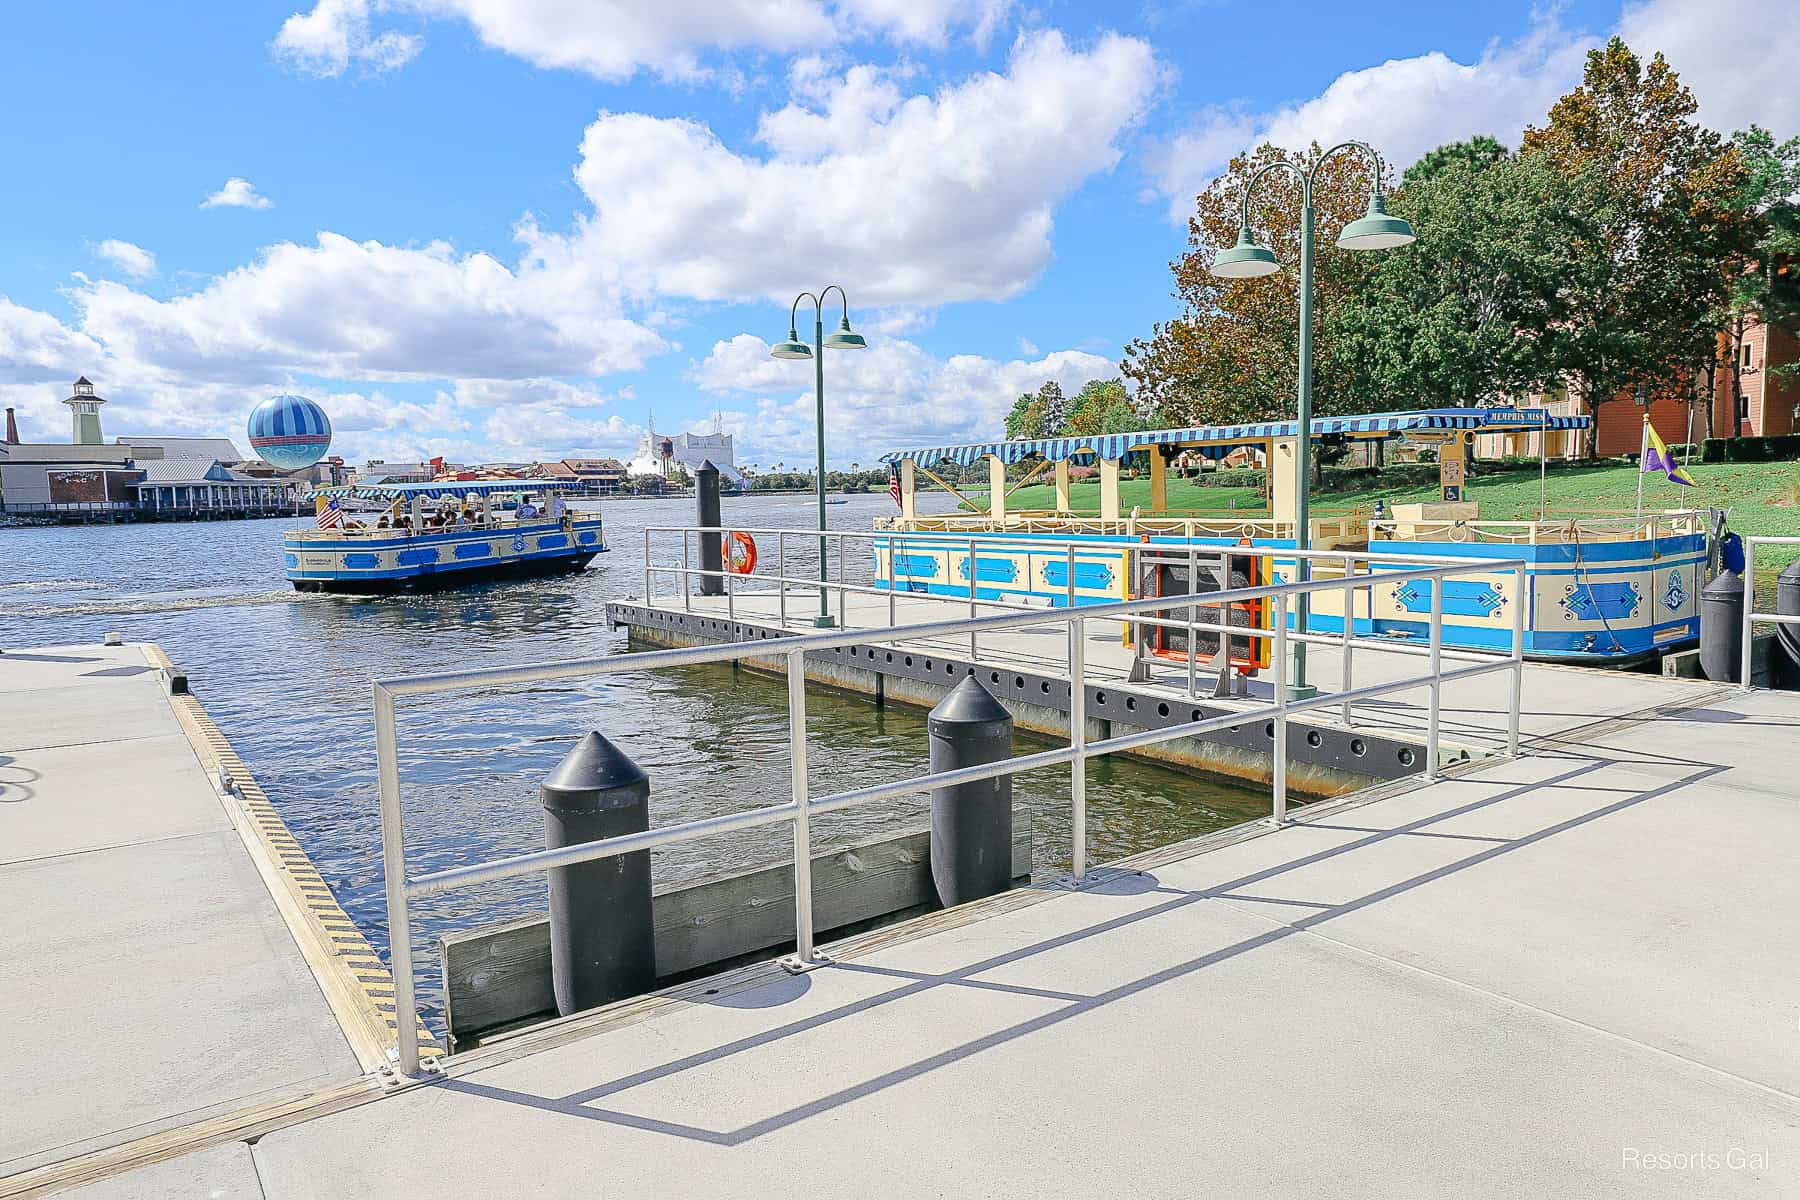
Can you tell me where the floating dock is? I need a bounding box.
[4,627,1798,1197]
[0,642,429,1195]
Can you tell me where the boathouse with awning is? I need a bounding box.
[132,458,293,515]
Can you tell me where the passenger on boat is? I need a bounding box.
[377,515,391,529]
[516,497,538,520]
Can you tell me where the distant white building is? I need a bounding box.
[626,417,744,485]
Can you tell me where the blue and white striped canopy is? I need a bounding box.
[880,407,1590,466]
[307,480,586,501]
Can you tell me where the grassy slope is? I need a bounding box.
[996,460,1796,526]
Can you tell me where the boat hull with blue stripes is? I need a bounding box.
[284,518,606,593]
[871,528,1702,665]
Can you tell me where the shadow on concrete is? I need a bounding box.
[0,754,40,803]
[437,745,1728,1146]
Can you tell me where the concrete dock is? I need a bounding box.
[6,621,1798,1197]
[0,643,414,1195]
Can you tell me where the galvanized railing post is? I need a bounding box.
[968,536,979,662]
[726,551,736,625]
[682,533,692,613]
[1426,573,1444,779]
[642,527,652,603]
[1340,554,1356,728]
[1064,543,1076,610]
[374,684,419,1077]
[1740,536,1756,690]
[887,534,897,626]
[1068,617,1087,882]
[1186,546,1199,699]
[786,648,816,962]
[1508,563,1525,757]
[1271,592,1288,825]
[837,533,848,629]
[778,532,788,627]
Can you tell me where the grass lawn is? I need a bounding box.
[971,459,1800,597]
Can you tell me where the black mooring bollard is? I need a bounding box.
[928,676,1014,907]
[1775,560,1800,689]
[542,732,655,1015]
[1699,569,1745,683]
[696,460,724,596]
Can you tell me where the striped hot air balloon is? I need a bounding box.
[247,394,332,470]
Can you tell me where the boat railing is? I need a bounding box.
[1740,536,1800,687]
[286,512,600,539]
[371,529,1526,1076]
[1370,510,1704,545]
[877,512,1367,541]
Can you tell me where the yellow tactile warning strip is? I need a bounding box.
[139,643,442,1073]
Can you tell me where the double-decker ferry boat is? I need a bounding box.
[284,480,605,593]
[872,407,1711,666]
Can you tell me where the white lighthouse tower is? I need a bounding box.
[64,376,106,445]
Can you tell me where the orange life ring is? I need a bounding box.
[725,531,757,574]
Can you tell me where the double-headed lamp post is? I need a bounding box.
[1211,141,1415,694]
[772,286,867,627]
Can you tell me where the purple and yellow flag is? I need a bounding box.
[1641,418,1695,486]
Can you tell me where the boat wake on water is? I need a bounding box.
[0,577,103,592]
[10,589,303,618]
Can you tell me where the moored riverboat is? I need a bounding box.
[872,407,1709,665]
[284,480,605,593]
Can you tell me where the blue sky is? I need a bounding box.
[0,0,1790,468]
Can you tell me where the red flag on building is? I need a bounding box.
[429,456,445,478]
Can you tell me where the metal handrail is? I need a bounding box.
[373,543,1527,1076]
[1740,536,1800,688]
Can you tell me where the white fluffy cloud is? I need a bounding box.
[274,0,422,77]
[70,233,664,386]
[691,332,1114,463]
[201,177,276,210]
[569,30,1161,305]
[0,298,104,387]
[12,29,1143,462]
[275,0,1010,83]
[1151,0,1800,219]
[93,240,157,280]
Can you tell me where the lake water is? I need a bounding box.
[0,492,1270,1028]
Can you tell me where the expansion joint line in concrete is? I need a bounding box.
[138,643,440,1075]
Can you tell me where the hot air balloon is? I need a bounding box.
[247,394,332,470]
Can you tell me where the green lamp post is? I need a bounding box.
[772,286,867,627]
[1212,141,1414,694]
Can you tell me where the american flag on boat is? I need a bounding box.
[887,463,902,508]
[316,497,344,529]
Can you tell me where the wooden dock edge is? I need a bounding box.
[137,642,439,1075]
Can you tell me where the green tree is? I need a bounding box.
[1726,127,1800,390]
[1401,135,1509,187]
[1329,150,1579,410]
[1004,380,1066,439]
[1520,38,1754,454]
[1122,142,1378,428]
[1063,378,1144,436]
